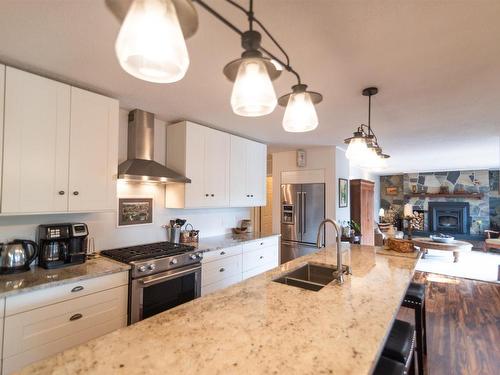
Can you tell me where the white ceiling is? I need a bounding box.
[0,0,499,174]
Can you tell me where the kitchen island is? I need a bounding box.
[19,244,419,375]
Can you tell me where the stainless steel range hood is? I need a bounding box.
[118,109,191,183]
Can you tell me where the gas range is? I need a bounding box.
[101,242,203,278]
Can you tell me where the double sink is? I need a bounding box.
[273,262,346,291]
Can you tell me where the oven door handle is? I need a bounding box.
[139,265,201,286]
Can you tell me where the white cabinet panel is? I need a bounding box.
[242,246,279,273]
[242,236,279,252]
[229,135,267,207]
[166,121,230,208]
[6,271,128,316]
[2,67,70,213]
[68,87,118,212]
[201,254,242,287]
[201,244,242,264]
[204,127,230,207]
[201,274,242,297]
[242,261,276,280]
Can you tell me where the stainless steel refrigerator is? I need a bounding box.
[280,183,325,264]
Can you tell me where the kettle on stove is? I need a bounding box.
[0,240,38,274]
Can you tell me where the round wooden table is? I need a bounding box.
[412,237,473,263]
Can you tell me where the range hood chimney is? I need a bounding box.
[118,109,191,183]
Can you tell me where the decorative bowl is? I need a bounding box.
[430,234,454,243]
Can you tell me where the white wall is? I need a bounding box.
[272,147,337,245]
[0,109,250,250]
[335,147,350,224]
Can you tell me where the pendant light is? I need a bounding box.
[278,84,322,132]
[107,0,198,83]
[223,31,280,117]
[344,87,390,168]
[106,0,325,128]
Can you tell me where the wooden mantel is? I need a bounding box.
[404,193,484,200]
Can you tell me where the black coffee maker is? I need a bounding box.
[37,223,88,269]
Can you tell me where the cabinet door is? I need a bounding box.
[2,67,70,213]
[204,127,230,207]
[0,64,4,205]
[184,123,207,208]
[229,135,248,207]
[68,87,118,212]
[246,141,266,206]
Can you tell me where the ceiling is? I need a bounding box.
[0,0,499,174]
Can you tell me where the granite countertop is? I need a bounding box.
[20,243,418,375]
[194,232,280,252]
[0,257,130,298]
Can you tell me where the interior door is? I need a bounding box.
[68,87,118,212]
[301,183,325,244]
[280,184,301,242]
[2,67,70,213]
[204,127,230,207]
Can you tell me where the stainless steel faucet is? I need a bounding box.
[316,219,350,284]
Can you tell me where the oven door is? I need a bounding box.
[130,263,201,324]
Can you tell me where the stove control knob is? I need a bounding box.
[197,253,203,259]
[170,258,178,265]
[190,254,197,260]
[138,265,147,272]
[148,264,156,271]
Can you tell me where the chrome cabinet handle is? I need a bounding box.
[69,313,83,321]
[71,286,84,293]
[220,251,226,255]
[219,268,225,272]
[211,194,214,197]
[259,255,264,259]
[205,194,209,197]
[73,191,79,196]
[58,191,65,195]
[260,242,264,246]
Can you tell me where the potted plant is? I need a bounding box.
[349,220,362,244]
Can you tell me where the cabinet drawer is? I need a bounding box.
[242,261,276,280]
[201,244,242,264]
[3,315,126,375]
[242,246,279,273]
[3,285,127,359]
[201,274,242,297]
[5,271,128,316]
[202,255,242,287]
[242,236,279,252]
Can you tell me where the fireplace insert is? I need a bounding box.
[428,202,470,235]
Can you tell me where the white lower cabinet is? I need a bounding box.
[201,237,279,296]
[2,272,128,374]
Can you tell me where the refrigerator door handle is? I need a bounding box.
[296,192,302,235]
[302,191,307,234]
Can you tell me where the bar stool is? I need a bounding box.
[382,319,416,374]
[402,282,427,375]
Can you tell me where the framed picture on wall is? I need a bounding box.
[117,196,154,227]
[339,178,348,208]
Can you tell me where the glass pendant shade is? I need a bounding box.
[282,91,318,132]
[115,0,190,83]
[345,137,369,165]
[230,58,277,117]
[360,147,381,169]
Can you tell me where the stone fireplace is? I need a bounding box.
[428,202,470,235]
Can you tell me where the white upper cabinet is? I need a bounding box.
[68,87,118,212]
[0,67,118,214]
[229,135,267,207]
[2,67,71,213]
[166,121,230,208]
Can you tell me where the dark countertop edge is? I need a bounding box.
[0,258,131,299]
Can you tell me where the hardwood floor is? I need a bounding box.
[397,272,500,375]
